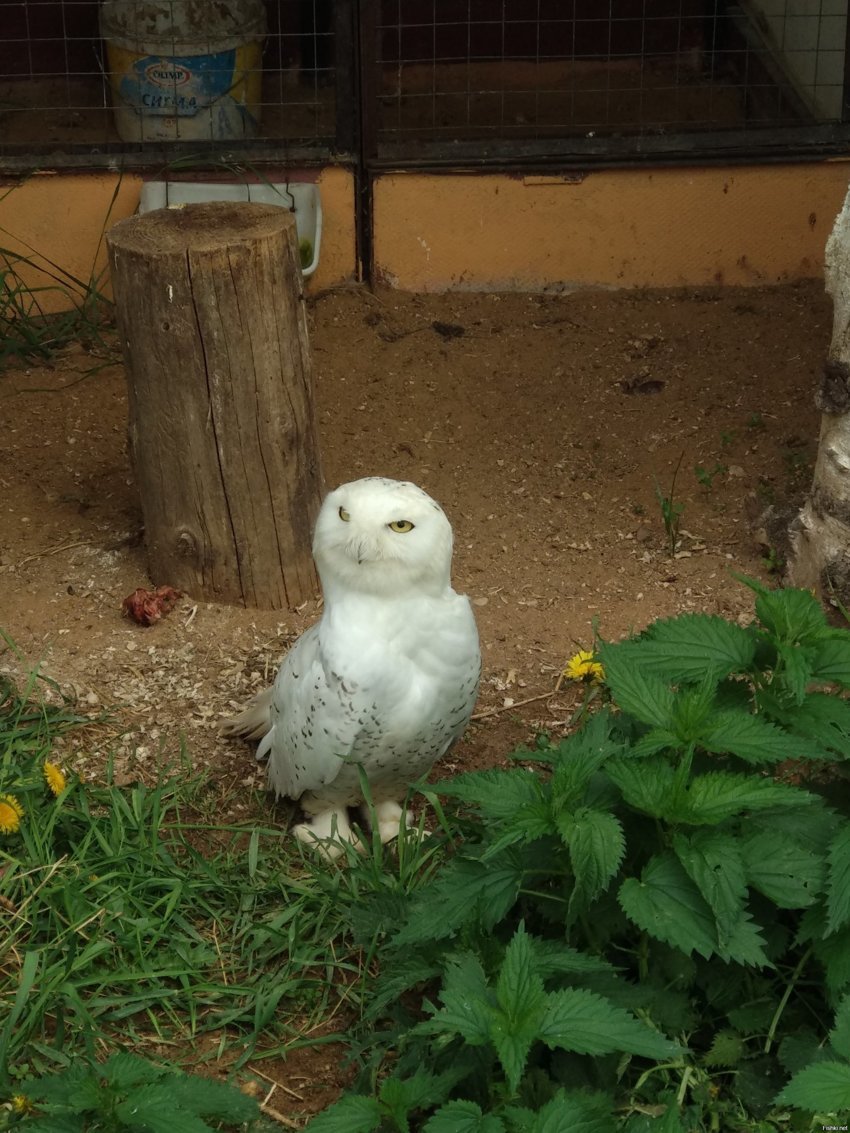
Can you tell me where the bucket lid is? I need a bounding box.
[100,0,266,53]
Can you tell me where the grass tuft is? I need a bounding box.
[0,658,448,1102]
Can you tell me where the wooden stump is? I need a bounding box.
[106,201,323,609]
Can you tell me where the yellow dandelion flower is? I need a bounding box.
[43,761,67,796]
[11,1094,33,1114]
[0,794,24,836]
[563,650,605,683]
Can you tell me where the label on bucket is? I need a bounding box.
[106,38,262,141]
[126,49,237,117]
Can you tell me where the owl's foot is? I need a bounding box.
[292,808,364,860]
[368,800,415,844]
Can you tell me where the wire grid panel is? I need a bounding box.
[375,0,847,144]
[0,0,337,158]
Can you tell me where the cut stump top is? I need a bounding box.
[107,201,297,255]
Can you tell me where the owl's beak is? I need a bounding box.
[347,536,380,565]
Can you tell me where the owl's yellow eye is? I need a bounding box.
[388,520,415,533]
[338,507,351,522]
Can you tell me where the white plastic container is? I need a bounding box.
[138,181,324,277]
[100,0,267,143]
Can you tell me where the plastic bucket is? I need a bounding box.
[100,0,267,143]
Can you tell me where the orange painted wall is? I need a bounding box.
[0,165,357,311]
[1,161,848,310]
[373,162,850,291]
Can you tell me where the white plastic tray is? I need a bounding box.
[138,180,322,276]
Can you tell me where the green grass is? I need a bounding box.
[0,177,121,369]
[0,658,450,1104]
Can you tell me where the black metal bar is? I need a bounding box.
[333,0,357,155]
[2,122,849,175]
[354,0,379,284]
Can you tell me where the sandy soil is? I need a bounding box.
[0,279,832,1110]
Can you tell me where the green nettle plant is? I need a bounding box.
[2,1052,260,1131]
[310,578,850,1132]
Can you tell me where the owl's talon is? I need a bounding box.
[368,801,414,844]
[293,809,365,860]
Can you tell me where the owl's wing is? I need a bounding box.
[261,623,369,801]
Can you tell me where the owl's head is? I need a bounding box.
[313,477,454,598]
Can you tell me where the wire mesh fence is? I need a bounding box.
[0,0,847,168]
[0,0,339,161]
[373,0,848,159]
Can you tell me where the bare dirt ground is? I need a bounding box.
[0,279,832,1111]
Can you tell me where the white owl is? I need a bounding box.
[223,477,481,857]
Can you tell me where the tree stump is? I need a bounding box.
[106,201,323,609]
[788,186,850,609]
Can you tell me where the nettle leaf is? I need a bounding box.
[618,853,718,958]
[698,710,810,765]
[813,922,850,995]
[703,1029,745,1067]
[558,807,625,903]
[380,1071,455,1126]
[827,825,850,935]
[680,773,817,826]
[114,1085,211,1133]
[9,1118,86,1133]
[597,644,675,728]
[423,1100,506,1133]
[669,678,719,743]
[436,769,544,823]
[630,728,681,757]
[637,613,757,681]
[606,756,677,819]
[775,1061,850,1111]
[755,586,828,646]
[506,1090,612,1133]
[528,937,617,980]
[481,803,555,857]
[20,1065,94,1106]
[168,1075,260,1122]
[100,1053,162,1092]
[538,986,682,1059]
[493,926,548,1093]
[830,996,850,1060]
[747,803,839,857]
[62,1074,104,1114]
[550,711,622,810]
[363,954,441,1020]
[672,830,746,948]
[716,906,770,967]
[740,829,825,908]
[778,1031,833,1075]
[393,851,525,944]
[810,633,850,687]
[305,1094,384,1133]
[775,641,816,705]
[763,689,850,759]
[422,953,496,1046]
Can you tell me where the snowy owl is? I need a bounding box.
[223,477,481,857]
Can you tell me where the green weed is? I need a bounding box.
[694,461,727,489]
[311,580,850,1131]
[654,453,685,554]
[3,1052,260,1131]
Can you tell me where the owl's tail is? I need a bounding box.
[220,686,274,742]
